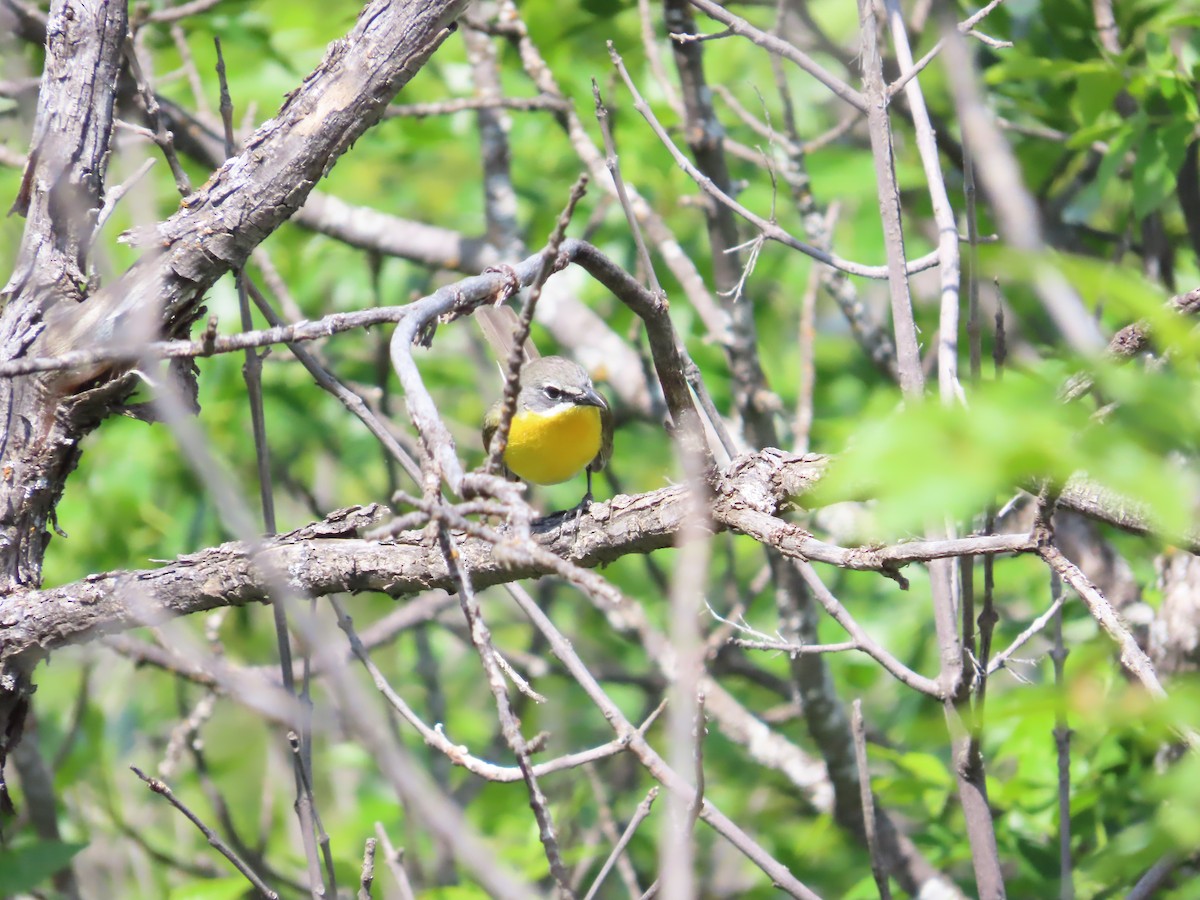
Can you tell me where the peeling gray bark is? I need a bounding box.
[1153,552,1200,676]
[1,0,127,591]
[0,0,129,806]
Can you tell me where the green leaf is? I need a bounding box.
[0,841,87,895]
[1071,66,1126,125]
[985,54,1079,85]
[1063,116,1142,221]
[1157,13,1200,29]
[811,372,1089,535]
[169,876,260,900]
[1065,113,1123,150]
[1131,120,1192,218]
[892,751,954,788]
[1144,31,1177,77]
[580,0,628,15]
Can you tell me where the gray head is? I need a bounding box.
[517,356,608,415]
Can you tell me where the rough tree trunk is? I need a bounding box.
[0,0,468,807]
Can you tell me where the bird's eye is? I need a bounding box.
[543,385,564,401]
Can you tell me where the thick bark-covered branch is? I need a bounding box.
[0,448,1056,677]
[0,452,825,661]
[41,0,468,380]
[0,0,129,797]
[1,0,127,589]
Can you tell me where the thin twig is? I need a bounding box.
[464,15,522,256]
[608,43,940,281]
[683,359,739,462]
[582,787,659,900]
[143,0,227,25]
[215,38,331,900]
[333,595,638,782]
[384,94,568,118]
[975,299,1003,710]
[496,581,819,898]
[884,0,961,405]
[123,34,191,194]
[287,731,336,900]
[484,175,589,476]
[684,0,866,111]
[637,0,681,114]
[1040,543,1200,753]
[792,560,943,698]
[593,80,662,299]
[88,157,156,248]
[711,83,802,158]
[602,36,735,457]
[0,304,414,378]
[358,837,378,900]
[216,36,277,542]
[435,521,574,895]
[888,0,1010,97]
[986,591,1067,676]
[1050,571,1073,900]
[941,27,1104,354]
[131,766,278,899]
[373,823,416,900]
[852,700,891,900]
[794,227,820,452]
[242,266,423,486]
[732,638,860,655]
[857,0,923,397]
[964,132,983,386]
[582,765,645,896]
[168,24,212,118]
[1127,854,1183,900]
[496,0,726,342]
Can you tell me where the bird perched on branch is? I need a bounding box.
[482,355,613,503]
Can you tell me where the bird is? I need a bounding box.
[482,356,613,504]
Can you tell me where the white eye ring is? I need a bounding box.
[544,385,564,401]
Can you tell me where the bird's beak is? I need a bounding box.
[579,387,607,410]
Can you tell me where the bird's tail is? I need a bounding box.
[475,304,539,374]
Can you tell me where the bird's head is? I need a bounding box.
[517,356,607,416]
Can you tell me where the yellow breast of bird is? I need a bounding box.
[505,405,602,485]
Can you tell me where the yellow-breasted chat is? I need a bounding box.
[482,356,613,502]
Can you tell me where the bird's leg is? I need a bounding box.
[563,469,596,546]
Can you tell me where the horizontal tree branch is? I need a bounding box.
[140,93,659,416]
[0,453,816,662]
[0,448,1063,674]
[4,447,1190,673]
[384,93,569,118]
[0,305,410,377]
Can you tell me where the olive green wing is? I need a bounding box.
[588,399,614,475]
[481,401,519,481]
